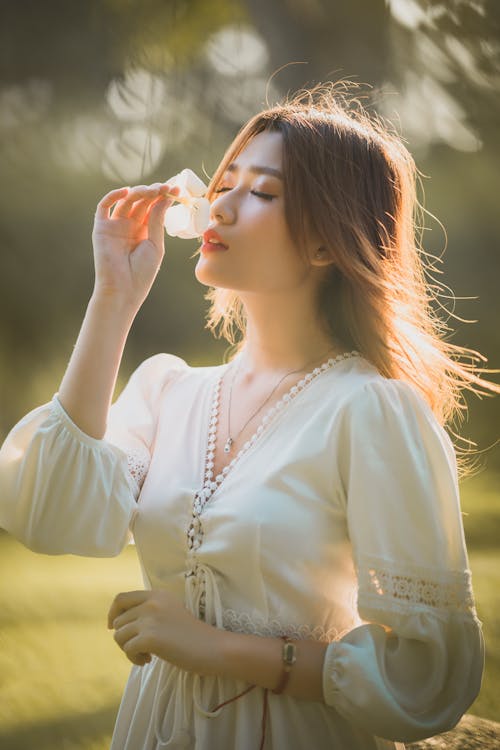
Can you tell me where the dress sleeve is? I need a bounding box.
[0,353,187,557]
[322,378,484,743]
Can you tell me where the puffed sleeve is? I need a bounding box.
[0,353,187,557]
[322,378,484,743]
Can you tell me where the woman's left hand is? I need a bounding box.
[108,590,221,671]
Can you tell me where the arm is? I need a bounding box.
[58,182,179,438]
[212,628,327,701]
[0,183,181,555]
[322,380,483,741]
[109,588,327,700]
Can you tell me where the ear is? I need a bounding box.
[310,246,334,268]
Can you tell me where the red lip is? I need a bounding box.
[202,228,228,248]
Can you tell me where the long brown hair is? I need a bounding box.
[204,81,498,439]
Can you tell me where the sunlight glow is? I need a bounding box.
[106,68,166,122]
[386,0,429,30]
[381,73,482,152]
[101,126,164,183]
[204,25,268,77]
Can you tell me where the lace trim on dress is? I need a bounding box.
[357,553,476,617]
[222,608,343,643]
[125,444,150,490]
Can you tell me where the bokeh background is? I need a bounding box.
[0,1,499,748]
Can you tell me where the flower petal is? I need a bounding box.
[175,168,207,197]
[164,204,192,237]
[163,169,210,238]
[191,197,211,234]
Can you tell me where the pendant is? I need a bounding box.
[224,437,233,453]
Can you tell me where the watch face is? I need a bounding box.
[283,642,297,665]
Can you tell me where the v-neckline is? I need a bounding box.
[192,350,359,517]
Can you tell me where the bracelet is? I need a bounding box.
[272,635,297,695]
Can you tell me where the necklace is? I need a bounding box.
[223,347,337,454]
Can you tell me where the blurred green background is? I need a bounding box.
[0,0,499,747]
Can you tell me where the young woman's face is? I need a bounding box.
[195,130,318,294]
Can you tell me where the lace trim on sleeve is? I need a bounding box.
[125,444,150,490]
[222,608,343,643]
[357,553,476,618]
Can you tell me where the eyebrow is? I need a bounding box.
[226,162,283,180]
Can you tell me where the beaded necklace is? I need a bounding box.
[186,349,360,750]
[188,349,359,540]
[223,347,338,454]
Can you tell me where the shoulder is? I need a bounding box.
[333,357,437,424]
[131,352,189,381]
[328,356,452,453]
[114,353,190,410]
[124,353,229,400]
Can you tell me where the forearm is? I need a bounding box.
[209,627,327,702]
[58,293,136,438]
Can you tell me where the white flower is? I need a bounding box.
[164,168,210,239]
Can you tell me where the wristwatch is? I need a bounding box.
[272,636,297,695]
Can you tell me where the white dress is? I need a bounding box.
[0,352,483,750]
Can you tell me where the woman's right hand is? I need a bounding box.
[91,182,180,311]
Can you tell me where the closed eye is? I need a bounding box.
[213,187,276,201]
[252,190,275,201]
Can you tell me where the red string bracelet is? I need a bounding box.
[210,634,296,750]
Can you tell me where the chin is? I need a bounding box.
[195,258,236,289]
[194,260,217,287]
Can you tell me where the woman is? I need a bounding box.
[0,84,491,749]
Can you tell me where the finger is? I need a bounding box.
[147,197,171,245]
[144,185,181,245]
[128,197,155,223]
[108,590,150,629]
[159,183,180,199]
[131,652,152,667]
[132,183,180,223]
[113,621,138,649]
[123,634,153,664]
[129,193,169,223]
[112,186,161,219]
[95,187,130,220]
[112,604,143,630]
[114,625,151,666]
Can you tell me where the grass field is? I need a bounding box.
[0,472,498,750]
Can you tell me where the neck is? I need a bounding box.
[236,289,338,376]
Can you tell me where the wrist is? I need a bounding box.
[210,628,327,702]
[90,288,139,321]
[210,628,283,690]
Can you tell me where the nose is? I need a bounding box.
[210,191,236,225]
